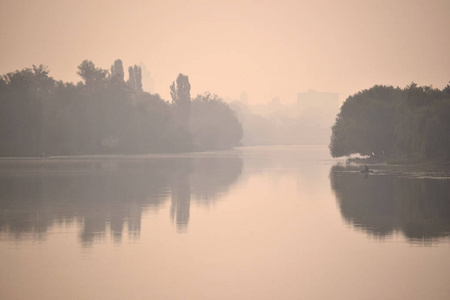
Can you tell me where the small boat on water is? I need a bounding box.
[360,165,373,173]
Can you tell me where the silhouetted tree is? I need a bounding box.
[330,85,399,158]
[127,65,142,93]
[0,61,244,156]
[170,73,191,129]
[127,66,135,91]
[134,65,142,92]
[329,83,450,161]
[395,83,450,159]
[0,65,56,156]
[110,59,125,82]
[77,60,108,89]
[191,92,243,150]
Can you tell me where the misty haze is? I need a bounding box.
[1,1,450,300]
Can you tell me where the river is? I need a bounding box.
[1,146,449,300]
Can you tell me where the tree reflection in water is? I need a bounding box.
[330,165,450,243]
[0,156,242,246]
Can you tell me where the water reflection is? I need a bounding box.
[0,155,242,245]
[330,165,450,243]
[170,161,191,231]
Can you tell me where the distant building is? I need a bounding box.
[297,90,339,128]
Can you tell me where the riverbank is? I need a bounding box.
[347,154,450,168]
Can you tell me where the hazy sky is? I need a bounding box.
[1,0,449,105]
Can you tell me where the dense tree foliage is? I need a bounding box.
[330,83,450,161]
[191,93,243,150]
[0,61,242,156]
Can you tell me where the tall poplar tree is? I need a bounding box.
[170,74,191,129]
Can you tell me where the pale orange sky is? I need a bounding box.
[1,0,449,105]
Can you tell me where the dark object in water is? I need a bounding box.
[361,165,373,173]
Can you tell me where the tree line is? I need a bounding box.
[330,83,450,162]
[0,60,243,156]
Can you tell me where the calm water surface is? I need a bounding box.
[1,146,450,300]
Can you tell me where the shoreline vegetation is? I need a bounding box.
[2,59,449,167]
[347,156,450,167]
[330,83,450,166]
[0,60,243,157]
